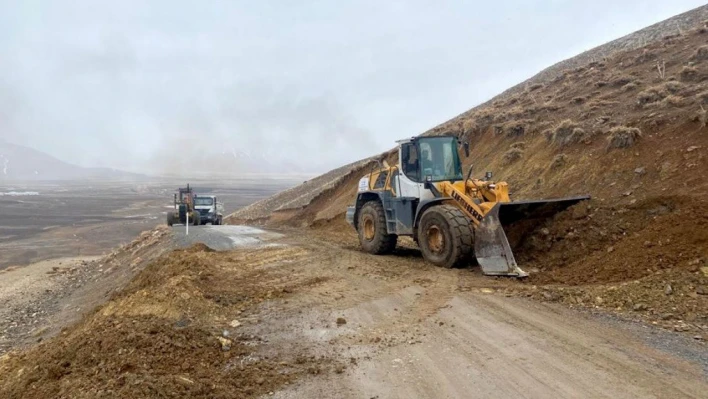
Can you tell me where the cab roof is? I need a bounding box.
[395,133,459,145]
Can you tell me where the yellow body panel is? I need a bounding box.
[362,166,512,225]
[365,167,398,194]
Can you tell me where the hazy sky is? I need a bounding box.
[0,1,705,175]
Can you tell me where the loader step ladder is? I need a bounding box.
[386,206,397,234]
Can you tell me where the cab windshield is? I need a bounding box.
[194,197,213,206]
[417,137,463,182]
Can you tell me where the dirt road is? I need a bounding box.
[1,226,706,398]
[254,233,707,398]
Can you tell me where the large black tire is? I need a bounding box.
[417,205,474,268]
[192,212,200,226]
[358,201,397,254]
[167,212,174,227]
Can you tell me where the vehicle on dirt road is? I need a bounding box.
[346,135,589,277]
[194,195,224,225]
[167,184,201,227]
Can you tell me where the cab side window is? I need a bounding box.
[401,143,420,182]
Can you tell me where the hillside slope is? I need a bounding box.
[229,7,708,226]
[228,156,380,225]
[453,4,708,116]
[227,11,708,325]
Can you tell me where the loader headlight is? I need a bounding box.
[488,184,496,189]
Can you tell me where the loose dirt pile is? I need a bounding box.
[0,244,337,399]
[0,226,172,356]
[516,196,707,285]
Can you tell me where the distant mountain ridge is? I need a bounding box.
[0,139,143,181]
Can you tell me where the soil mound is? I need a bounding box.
[0,246,333,398]
[517,196,707,285]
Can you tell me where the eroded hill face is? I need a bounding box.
[427,29,708,203]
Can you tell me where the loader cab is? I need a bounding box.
[397,136,464,199]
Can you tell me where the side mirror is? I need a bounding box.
[463,142,470,158]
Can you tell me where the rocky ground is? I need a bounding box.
[0,227,171,356]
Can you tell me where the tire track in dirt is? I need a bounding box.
[285,236,464,341]
[251,230,708,399]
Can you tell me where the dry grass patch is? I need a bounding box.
[539,103,561,112]
[550,154,568,170]
[698,91,708,105]
[660,95,685,108]
[462,118,476,134]
[634,49,657,65]
[527,83,544,92]
[611,75,634,87]
[473,109,496,130]
[679,65,700,81]
[690,45,708,62]
[547,120,592,147]
[622,82,639,91]
[637,81,683,105]
[502,148,524,165]
[607,126,642,150]
[571,97,586,105]
[494,119,532,138]
[696,107,707,128]
[587,99,620,111]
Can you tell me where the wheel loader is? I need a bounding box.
[345,135,589,277]
[167,184,201,227]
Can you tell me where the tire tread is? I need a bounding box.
[358,201,397,254]
[419,204,474,268]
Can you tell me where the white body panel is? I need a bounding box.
[397,145,435,201]
[357,177,370,192]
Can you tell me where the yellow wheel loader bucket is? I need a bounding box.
[474,196,590,277]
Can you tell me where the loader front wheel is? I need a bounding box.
[358,201,397,254]
[167,212,175,227]
[418,205,473,268]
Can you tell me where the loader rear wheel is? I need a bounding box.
[418,205,474,268]
[358,201,397,254]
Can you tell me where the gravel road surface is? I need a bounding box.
[170,225,283,250]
